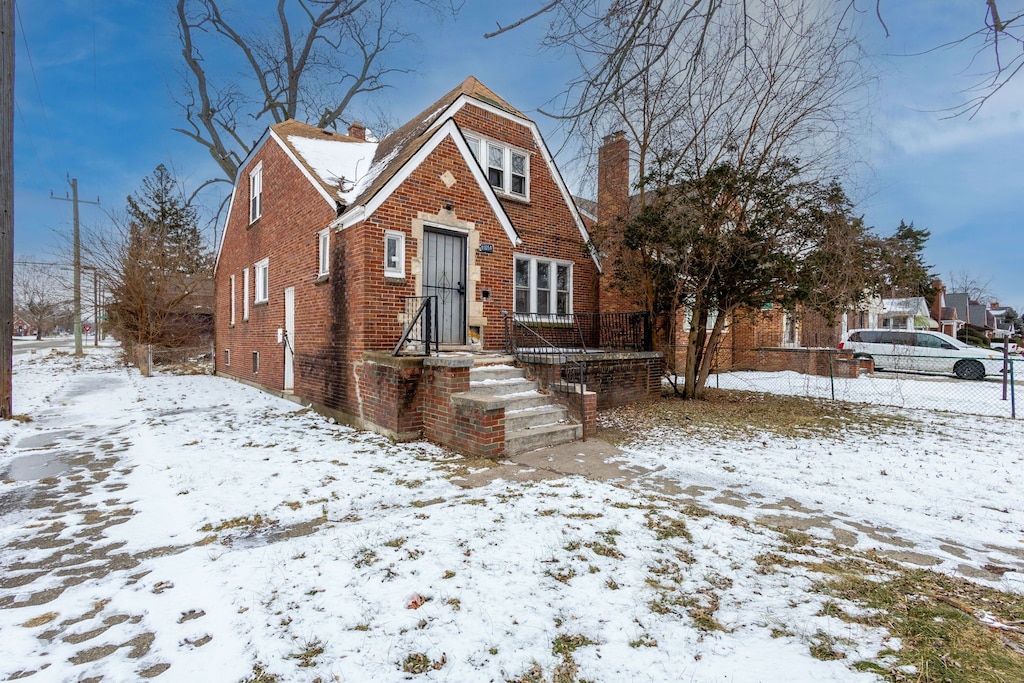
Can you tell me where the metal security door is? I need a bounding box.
[423,229,467,345]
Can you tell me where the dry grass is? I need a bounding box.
[598,388,910,444]
[810,555,1024,682]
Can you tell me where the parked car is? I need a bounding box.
[837,329,1005,380]
[990,340,1019,354]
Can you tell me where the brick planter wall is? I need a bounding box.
[422,357,506,459]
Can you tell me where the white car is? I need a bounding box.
[837,329,1006,380]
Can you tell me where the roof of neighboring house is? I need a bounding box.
[939,306,960,321]
[880,296,929,317]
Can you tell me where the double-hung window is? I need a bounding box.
[254,258,269,304]
[464,133,529,199]
[514,256,571,316]
[318,228,330,277]
[249,163,263,223]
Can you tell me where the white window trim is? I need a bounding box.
[249,162,263,223]
[224,348,230,366]
[384,230,405,278]
[229,274,236,325]
[242,268,250,320]
[254,258,269,304]
[318,228,330,277]
[463,131,529,200]
[513,254,572,316]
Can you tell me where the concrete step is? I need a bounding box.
[505,422,583,456]
[469,364,524,382]
[500,390,553,411]
[469,376,538,396]
[505,404,570,432]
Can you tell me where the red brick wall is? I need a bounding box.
[214,137,337,394]
[452,105,601,320]
[422,359,505,458]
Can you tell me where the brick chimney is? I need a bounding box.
[597,131,629,226]
[348,121,367,141]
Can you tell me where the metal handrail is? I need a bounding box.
[503,312,586,441]
[394,296,438,356]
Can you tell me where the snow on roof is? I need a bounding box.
[881,296,928,316]
[286,135,378,201]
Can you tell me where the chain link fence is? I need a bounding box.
[701,347,1019,418]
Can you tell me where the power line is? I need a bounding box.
[14,0,51,141]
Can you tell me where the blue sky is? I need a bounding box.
[13,1,1024,310]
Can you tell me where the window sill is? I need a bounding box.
[314,273,329,285]
[248,217,261,228]
[384,275,406,285]
[253,300,269,308]
[495,191,530,206]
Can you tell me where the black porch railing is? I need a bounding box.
[502,311,652,355]
[502,312,587,441]
[394,296,438,356]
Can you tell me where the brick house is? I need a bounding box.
[593,131,859,377]
[214,77,660,456]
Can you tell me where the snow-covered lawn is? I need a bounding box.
[0,348,1021,682]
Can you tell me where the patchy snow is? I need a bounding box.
[705,368,1021,418]
[0,347,1021,681]
[287,135,377,202]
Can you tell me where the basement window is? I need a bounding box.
[252,351,259,374]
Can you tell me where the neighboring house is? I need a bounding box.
[945,292,995,337]
[590,131,855,370]
[880,296,934,331]
[214,77,659,457]
[928,280,963,338]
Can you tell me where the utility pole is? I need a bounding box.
[0,0,13,419]
[51,178,99,356]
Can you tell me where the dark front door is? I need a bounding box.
[423,228,467,345]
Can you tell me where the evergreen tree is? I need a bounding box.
[126,164,206,274]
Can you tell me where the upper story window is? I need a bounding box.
[254,258,269,303]
[318,228,330,277]
[249,162,263,223]
[464,133,529,199]
[514,256,571,316]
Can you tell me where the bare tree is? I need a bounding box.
[948,270,999,304]
[489,1,1024,119]
[175,0,454,190]
[84,166,214,359]
[13,261,72,340]
[582,0,870,397]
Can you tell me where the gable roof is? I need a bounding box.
[270,120,378,207]
[331,118,521,248]
[218,76,599,270]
